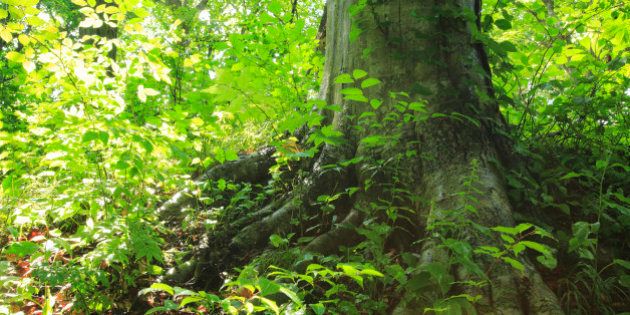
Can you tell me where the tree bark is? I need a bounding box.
[315,0,563,313]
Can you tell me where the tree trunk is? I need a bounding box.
[162,0,565,313]
[317,0,563,313]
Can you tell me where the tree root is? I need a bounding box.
[227,197,287,230]
[304,208,363,254]
[157,147,276,220]
[524,263,565,314]
[393,244,564,315]
[155,142,564,314]
[478,262,563,314]
[226,142,356,251]
[229,198,300,253]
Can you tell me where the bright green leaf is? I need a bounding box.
[370,98,382,109]
[352,69,367,79]
[502,257,524,272]
[341,87,363,95]
[149,283,174,296]
[4,241,39,257]
[361,77,381,89]
[334,73,354,84]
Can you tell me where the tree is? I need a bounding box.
[159,0,565,313]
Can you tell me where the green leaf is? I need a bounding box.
[341,88,363,95]
[148,265,163,275]
[502,257,524,272]
[268,0,282,15]
[258,277,281,296]
[269,234,283,248]
[536,254,557,269]
[500,234,515,244]
[352,69,367,79]
[337,263,359,276]
[500,41,517,52]
[82,131,98,142]
[338,264,364,287]
[595,159,608,170]
[532,226,555,239]
[360,268,384,277]
[512,243,526,256]
[360,135,386,147]
[278,287,302,306]
[217,178,226,190]
[146,300,179,314]
[475,245,500,254]
[0,28,12,42]
[307,264,325,271]
[515,223,533,233]
[494,19,512,30]
[370,98,382,109]
[149,283,174,296]
[409,101,425,111]
[492,226,519,235]
[257,296,280,314]
[180,296,205,307]
[560,172,582,180]
[310,303,326,315]
[225,149,238,161]
[173,287,196,297]
[613,259,630,270]
[334,74,354,84]
[4,241,40,257]
[361,77,381,89]
[5,51,24,63]
[519,241,551,255]
[344,94,369,102]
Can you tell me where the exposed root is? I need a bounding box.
[157,147,276,220]
[226,142,356,251]
[228,197,287,230]
[229,198,300,253]
[162,260,198,285]
[394,243,564,315]
[524,263,565,314]
[304,208,363,254]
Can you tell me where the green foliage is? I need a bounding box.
[141,262,385,314]
[0,0,627,313]
[0,0,323,312]
[484,0,629,313]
